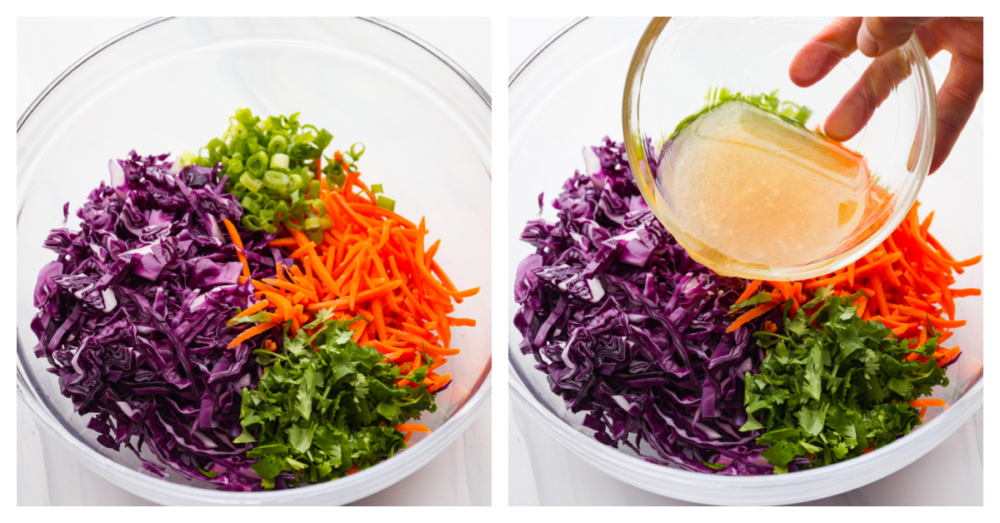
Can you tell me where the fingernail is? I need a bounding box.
[857,23,879,57]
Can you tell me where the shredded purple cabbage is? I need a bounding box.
[514,138,785,475]
[31,151,291,490]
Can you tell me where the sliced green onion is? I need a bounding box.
[234,108,256,125]
[207,138,227,163]
[241,196,261,214]
[178,151,197,167]
[268,135,288,155]
[376,196,396,212]
[348,142,366,161]
[326,173,346,190]
[259,204,276,223]
[288,192,303,214]
[305,228,324,244]
[242,214,264,231]
[304,217,322,230]
[307,199,327,216]
[371,184,383,194]
[289,142,314,161]
[313,129,333,150]
[247,135,262,154]
[240,173,263,193]
[194,148,214,167]
[242,193,264,214]
[270,153,290,171]
[246,151,269,176]
[262,171,289,193]
[227,158,244,175]
[201,109,364,242]
[230,183,248,200]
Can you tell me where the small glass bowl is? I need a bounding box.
[623,17,937,280]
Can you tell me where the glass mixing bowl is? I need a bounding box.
[509,17,982,506]
[18,17,492,505]
[623,17,936,280]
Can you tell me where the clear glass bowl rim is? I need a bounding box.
[17,16,493,505]
[508,16,982,506]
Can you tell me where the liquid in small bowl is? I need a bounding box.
[655,98,872,277]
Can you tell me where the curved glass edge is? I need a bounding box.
[19,345,490,505]
[622,19,937,281]
[364,17,492,111]
[17,16,493,505]
[510,363,981,505]
[17,17,174,132]
[508,18,588,87]
[18,17,491,133]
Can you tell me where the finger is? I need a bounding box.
[929,54,983,174]
[789,17,863,87]
[858,17,936,57]
[823,49,914,141]
[914,25,943,59]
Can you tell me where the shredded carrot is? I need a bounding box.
[909,398,947,408]
[735,280,763,304]
[219,166,477,393]
[269,238,299,248]
[394,424,430,433]
[288,241,317,259]
[222,218,251,280]
[229,299,269,322]
[227,321,278,349]
[726,302,779,333]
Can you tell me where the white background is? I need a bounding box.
[14,14,988,508]
[507,17,984,506]
[16,16,492,507]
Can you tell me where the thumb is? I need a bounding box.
[857,17,936,57]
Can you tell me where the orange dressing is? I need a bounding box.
[655,101,870,276]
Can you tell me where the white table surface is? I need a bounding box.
[16,16,492,507]
[508,17,984,506]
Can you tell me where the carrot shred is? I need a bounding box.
[222,218,251,280]
[736,280,763,304]
[394,424,430,433]
[269,238,299,248]
[288,241,317,259]
[232,167,477,388]
[726,302,779,333]
[229,299,270,322]
[227,321,278,349]
[909,398,947,408]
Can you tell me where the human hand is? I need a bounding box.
[789,17,983,174]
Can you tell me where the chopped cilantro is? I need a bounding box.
[741,292,949,472]
[238,316,437,488]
